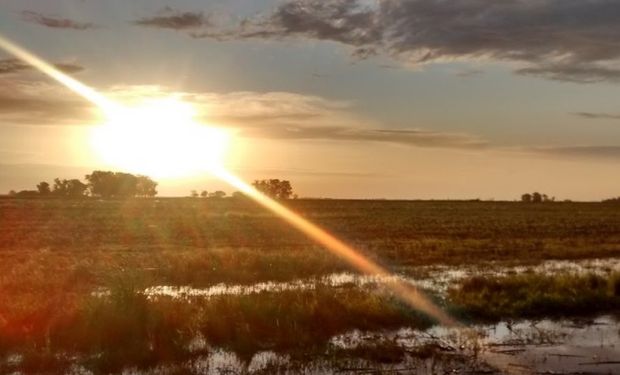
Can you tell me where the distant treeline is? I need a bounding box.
[520,192,556,203]
[9,171,157,199]
[190,179,297,200]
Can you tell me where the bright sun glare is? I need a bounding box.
[90,97,230,179]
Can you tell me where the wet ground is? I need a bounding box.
[5,258,620,374]
[138,257,620,300]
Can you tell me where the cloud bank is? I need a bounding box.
[187,0,620,84]
[1,83,618,160]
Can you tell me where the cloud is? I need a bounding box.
[241,125,487,149]
[0,83,486,150]
[195,0,620,83]
[133,7,211,30]
[532,146,620,160]
[1,83,618,159]
[21,11,96,30]
[0,59,85,75]
[0,80,100,125]
[574,112,620,120]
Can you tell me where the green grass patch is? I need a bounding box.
[449,272,620,321]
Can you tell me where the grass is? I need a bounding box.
[2,198,620,372]
[448,272,620,321]
[1,283,433,373]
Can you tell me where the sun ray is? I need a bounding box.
[0,33,527,374]
[0,35,119,114]
[0,31,455,326]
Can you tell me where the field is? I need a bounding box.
[1,198,619,374]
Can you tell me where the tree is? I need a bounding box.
[252,179,294,199]
[200,190,208,198]
[532,192,543,203]
[190,190,199,198]
[52,178,87,198]
[85,171,117,198]
[53,178,68,196]
[231,191,246,199]
[136,176,157,197]
[37,181,51,196]
[85,171,157,198]
[521,193,532,203]
[66,179,88,197]
[209,190,226,199]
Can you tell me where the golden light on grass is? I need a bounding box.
[0,32,454,325]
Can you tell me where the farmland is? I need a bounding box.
[1,198,619,374]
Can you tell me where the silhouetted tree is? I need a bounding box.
[252,179,293,199]
[200,190,208,198]
[136,176,157,197]
[37,181,51,196]
[532,192,543,203]
[85,171,156,198]
[66,179,88,197]
[209,190,226,199]
[53,178,68,196]
[53,178,87,198]
[521,193,532,202]
[231,191,246,199]
[14,190,39,198]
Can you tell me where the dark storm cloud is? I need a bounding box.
[0,59,85,75]
[21,11,96,30]
[199,0,620,83]
[133,8,211,30]
[575,112,620,120]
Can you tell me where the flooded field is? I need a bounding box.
[1,199,620,374]
[5,315,616,374]
[136,257,620,300]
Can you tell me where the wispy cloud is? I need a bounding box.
[0,80,100,125]
[574,112,620,120]
[531,146,620,160]
[189,0,620,84]
[133,7,211,30]
[2,83,619,160]
[0,59,85,75]
[21,11,96,30]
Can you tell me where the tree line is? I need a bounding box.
[520,192,555,203]
[9,171,158,198]
[190,179,297,200]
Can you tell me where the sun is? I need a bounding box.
[90,97,230,179]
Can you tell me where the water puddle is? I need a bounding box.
[407,257,620,294]
[4,315,618,374]
[138,257,619,300]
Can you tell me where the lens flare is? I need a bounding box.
[0,33,528,374]
[211,166,459,326]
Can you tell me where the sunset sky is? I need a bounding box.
[1,0,619,200]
